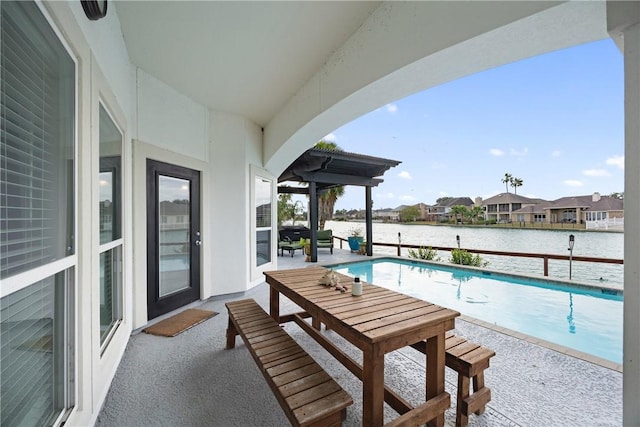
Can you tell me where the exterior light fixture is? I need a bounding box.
[568,234,575,280]
[81,0,108,21]
[456,235,460,249]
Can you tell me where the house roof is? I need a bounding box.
[510,194,623,213]
[511,204,547,214]
[547,195,623,210]
[482,193,545,205]
[436,197,474,207]
[278,147,401,193]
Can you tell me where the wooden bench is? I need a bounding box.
[225,299,353,427]
[411,332,495,427]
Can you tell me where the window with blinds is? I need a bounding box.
[0,273,66,426]
[0,1,76,426]
[1,0,75,279]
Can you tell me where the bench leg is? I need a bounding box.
[312,317,322,330]
[306,409,344,427]
[456,374,470,427]
[473,372,486,415]
[225,318,237,349]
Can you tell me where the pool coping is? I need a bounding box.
[323,254,623,373]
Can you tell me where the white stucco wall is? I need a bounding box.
[68,0,135,131]
[209,111,263,295]
[136,70,208,160]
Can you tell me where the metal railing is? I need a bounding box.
[333,236,623,277]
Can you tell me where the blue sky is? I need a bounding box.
[317,39,623,211]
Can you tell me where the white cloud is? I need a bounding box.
[606,155,624,170]
[551,150,562,157]
[510,147,528,156]
[386,103,398,113]
[323,133,337,142]
[489,148,504,156]
[564,180,584,187]
[398,171,412,180]
[582,169,611,177]
[399,195,416,202]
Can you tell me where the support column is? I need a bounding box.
[365,186,373,256]
[309,181,318,262]
[607,4,640,422]
[623,22,640,427]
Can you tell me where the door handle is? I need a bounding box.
[194,240,202,246]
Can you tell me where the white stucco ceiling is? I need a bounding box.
[116,1,380,126]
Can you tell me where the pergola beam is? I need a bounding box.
[296,171,383,187]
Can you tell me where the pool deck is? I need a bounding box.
[96,248,622,426]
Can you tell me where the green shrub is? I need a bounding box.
[449,249,488,267]
[408,246,441,261]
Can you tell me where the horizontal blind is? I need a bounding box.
[0,274,58,426]
[0,1,74,279]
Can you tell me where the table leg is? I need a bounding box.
[269,286,280,322]
[362,347,385,427]
[426,332,446,427]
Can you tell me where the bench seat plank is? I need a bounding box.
[226,299,352,427]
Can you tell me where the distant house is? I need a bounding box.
[374,207,401,221]
[545,193,623,229]
[426,197,474,222]
[481,193,544,223]
[483,192,624,228]
[159,200,190,230]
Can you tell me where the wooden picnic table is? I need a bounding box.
[264,266,460,427]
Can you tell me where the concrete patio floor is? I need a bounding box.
[96,248,622,426]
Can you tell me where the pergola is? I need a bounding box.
[278,147,401,262]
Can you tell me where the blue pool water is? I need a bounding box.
[328,258,623,363]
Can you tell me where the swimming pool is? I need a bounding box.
[328,257,623,363]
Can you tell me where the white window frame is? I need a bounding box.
[0,1,79,424]
[96,98,126,355]
[250,165,277,282]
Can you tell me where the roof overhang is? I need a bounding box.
[278,148,400,194]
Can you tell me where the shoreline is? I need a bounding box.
[332,219,623,233]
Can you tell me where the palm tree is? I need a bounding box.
[450,205,468,224]
[511,177,523,195]
[501,173,513,193]
[314,140,345,230]
[469,205,485,223]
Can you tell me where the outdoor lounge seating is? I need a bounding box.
[278,238,304,257]
[278,227,333,256]
[317,229,333,254]
[278,227,310,257]
[225,298,353,426]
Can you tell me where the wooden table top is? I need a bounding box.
[265,266,460,351]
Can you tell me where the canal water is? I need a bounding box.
[325,221,624,287]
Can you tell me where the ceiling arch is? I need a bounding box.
[263,1,608,176]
